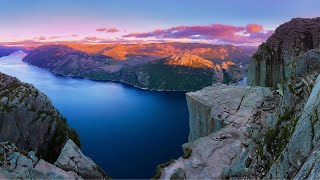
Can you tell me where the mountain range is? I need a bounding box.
[20,43,255,91]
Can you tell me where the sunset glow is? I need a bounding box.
[1,0,319,46]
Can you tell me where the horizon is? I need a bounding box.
[1,0,320,46]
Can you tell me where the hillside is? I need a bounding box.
[22,43,251,91]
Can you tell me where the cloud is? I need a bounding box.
[96,27,120,33]
[49,36,61,39]
[34,36,46,41]
[84,36,106,41]
[245,24,263,33]
[123,23,273,45]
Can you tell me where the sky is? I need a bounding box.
[1,0,319,46]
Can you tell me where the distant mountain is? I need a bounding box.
[22,43,255,91]
[163,52,214,68]
[66,42,256,64]
[0,46,22,58]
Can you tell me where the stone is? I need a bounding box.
[27,151,38,164]
[160,84,278,179]
[34,159,80,179]
[170,168,186,180]
[55,139,107,179]
[0,72,80,163]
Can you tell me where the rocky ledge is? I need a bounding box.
[0,140,108,179]
[159,84,279,179]
[157,17,320,179]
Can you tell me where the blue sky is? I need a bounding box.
[1,0,319,45]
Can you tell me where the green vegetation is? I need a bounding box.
[16,149,28,156]
[151,159,176,179]
[123,64,214,91]
[0,155,5,162]
[263,108,298,163]
[182,147,192,159]
[37,116,80,163]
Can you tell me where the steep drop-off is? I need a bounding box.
[0,72,79,163]
[248,17,320,88]
[157,17,320,179]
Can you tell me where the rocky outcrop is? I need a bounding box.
[0,72,80,163]
[157,18,320,180]
[265,74,320,179]
[0,140,108,179]
[55,140,107,179]
[160,84,279,179]
[247,17,320,88]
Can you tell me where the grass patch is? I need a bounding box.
[151,159,175,179]
[182,147,192,159]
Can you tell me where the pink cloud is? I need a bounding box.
[123,23,274,45]
[34,36,46,41]
[84,36,105,41]
[245,24,263,33]
[96,28,107,32]
[106,28,120,33]
[96,27,120,33]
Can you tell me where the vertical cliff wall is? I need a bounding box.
[0,72,80,163]
[247,18,320,89]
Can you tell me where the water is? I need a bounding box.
[0,51,189,179]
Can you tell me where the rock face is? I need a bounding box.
[55,140,107,179]
[0,72,80,163]
[22,43,250,91]
[265,74,320,179]
[157,17,320,179]
[0,140,107,179]
[248,17,320,88]
[160,84,279,179]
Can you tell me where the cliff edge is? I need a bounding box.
[157,17,320,179]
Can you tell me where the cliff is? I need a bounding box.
[156,17,320,179]
[0,72,80,162]
[159,84,279,179]
[247,17,320,88]
[0,72,108,178]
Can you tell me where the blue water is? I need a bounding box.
[0,51,189,179]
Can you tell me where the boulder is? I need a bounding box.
[55,139,107,179]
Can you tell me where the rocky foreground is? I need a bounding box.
[0,140,107,179]
[157,17,320,179]
[0,72,107,178]
[0,72,79,163]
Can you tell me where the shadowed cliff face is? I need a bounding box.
[0,72,80,163]
[248,17,320,88]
